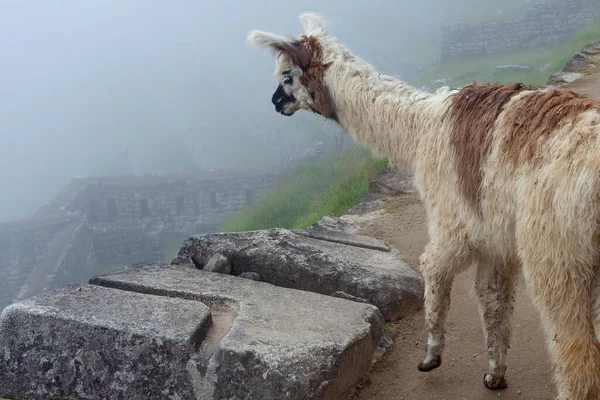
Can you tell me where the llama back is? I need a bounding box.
[416,84,600,264]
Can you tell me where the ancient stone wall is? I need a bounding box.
[0,217,74,309]
[47,221,97,291]
[83,174,275,234]
[441,0,600,58]
[0,172,280,311]
[91,225,163,267]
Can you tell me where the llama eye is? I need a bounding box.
[283,76,293,85]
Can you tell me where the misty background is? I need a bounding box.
[1,0,527,223]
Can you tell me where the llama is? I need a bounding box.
[247,13,600,400]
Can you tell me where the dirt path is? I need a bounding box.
[346,194,554,399]
[346,62,600,400]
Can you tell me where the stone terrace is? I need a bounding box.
[0,171,280,312]
[0,210,423,399]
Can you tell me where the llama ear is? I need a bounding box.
[299,12,329,35]
[247,30,294,50]
[246,30,311,70]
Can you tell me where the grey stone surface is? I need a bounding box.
[333,291,369,303]
[294,216,389,252]
[204,253,231,274]
[563,52,595,73]
[90,263,389,400]
[310,215,357,234]
[0,283,212,400]
[0,172,280,313]
[547,71,584,87]
[441,0,600,58]
[172,228,424,320]
[238,271,261,281]
[369,167,416,196]
[582,42,600,55]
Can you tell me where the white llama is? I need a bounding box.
[247,13,600,400]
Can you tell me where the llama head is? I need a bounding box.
[247,13,337,120]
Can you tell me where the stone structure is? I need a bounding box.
[547,42,600,86]
[441,0,600,58]
[173,228,423,321]
[0,215,424,399]
[0,172,279,311]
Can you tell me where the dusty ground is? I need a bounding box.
[346,194,554,400]
[346,58,600,400]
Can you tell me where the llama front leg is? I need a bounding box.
[474,260,517,390]
[418,246,466,372]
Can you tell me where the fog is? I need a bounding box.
[0,0,511,223]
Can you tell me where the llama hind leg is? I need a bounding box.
[473,259,517,390]
[521,260,600,400]
[418,244,469,372]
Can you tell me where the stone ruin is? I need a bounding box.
[0,171,280,312]
[441,0,600,59]
[547,42,600,88]
[0,213,424,399]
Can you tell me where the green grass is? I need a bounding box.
[161,234,189,263]
[222,146,389,232]
[414,17,600,89]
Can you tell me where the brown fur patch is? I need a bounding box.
[502,88,600,163]
[450,82,532,211]
[268,35,336,120]
[297,36,337,121]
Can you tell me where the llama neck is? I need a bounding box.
[325,59,444,169]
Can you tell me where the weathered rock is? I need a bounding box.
[333,291,369,303]
[563,52,595,72]
[547,71,584,87]
[369,168,415,196]
[238,271,261,281]
[0,283,212,400]
[309,216,357,234]
[295,216,389,252]
[582,42,600,55]
[173,228,423,320]
[203,253,231,274]
[91,263,389,400]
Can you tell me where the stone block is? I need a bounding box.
[173,228,423,320]
[296,222,389,252]
[0,284,211,400]
[547,71,584,86]
[239,271,261,281]
[563,52,595,72]
[91,263,388,399]
[204,253,231,274]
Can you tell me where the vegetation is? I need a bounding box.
[161,234,189,263]
[223,146,388,232]
[414,17,600,88]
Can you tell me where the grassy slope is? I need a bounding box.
[414,18,600,88]
[223,146,388,232]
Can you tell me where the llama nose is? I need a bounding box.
[272,84,286,106]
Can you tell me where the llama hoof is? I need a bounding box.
[483,372,507,390]
[418,356,441,372]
